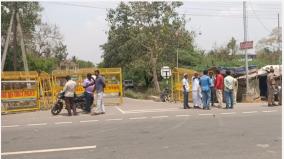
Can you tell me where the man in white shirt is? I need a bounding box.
[182,73,190,109]
[224,71,234,109]
[63,75,77,116]
[192,72,202,109]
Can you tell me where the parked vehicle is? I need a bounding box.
[160,87,171,102]
[51,91,86,115]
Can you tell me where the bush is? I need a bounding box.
[124,89,147,99]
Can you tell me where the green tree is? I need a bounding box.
[101,2,196,93]
[227,37,238,56]
[1,2,42,71]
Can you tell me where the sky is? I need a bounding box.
[40,1,282,65]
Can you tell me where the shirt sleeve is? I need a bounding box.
[63,82,68,92]
[82,79,86,87]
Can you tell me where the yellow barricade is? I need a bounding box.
[1,71,40,113]
[38,71,53,109]
[171,67,196,102]
[51,68,123,105]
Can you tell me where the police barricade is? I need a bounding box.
[1,71,40,113]
[38,71,53,109]
[171,67,196,102]
[51,68,123,105]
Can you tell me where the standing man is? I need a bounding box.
[214,70,224,108]
[92,70,106,115]
[182,73,190,109]
[209,71,215,107]
[63,75,77,116]
[267,68,277,106]
[192,72,202,109]
[82,73,95,113]
[199,70,211,110]
[224,70,234,109]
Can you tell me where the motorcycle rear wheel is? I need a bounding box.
[51,104,63,115]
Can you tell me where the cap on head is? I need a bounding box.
[184,73,188,77]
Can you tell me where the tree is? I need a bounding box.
[227,37,238,56]
[101,2,196,93]
[256,27,282,52]
[31,22,64,57]
[1,2,42,70]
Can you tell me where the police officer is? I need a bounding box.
[267,68,277,106]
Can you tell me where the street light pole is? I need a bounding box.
[243,1,249,95]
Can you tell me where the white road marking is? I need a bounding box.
[2,125,20,128]
[27,123,47,126]
[176,115,191,117]
[125,108,179,114]
[129,117,147,120]
[152,116,168,119]
[242,111,258,114]
[106,118,123,121]
[115,106,125,114]
[256,144,270,148]
[55,122,72,125]
[220,112,236,115]
[80,120,99,123]
[199,113,213,116]
[1,145,97,156]
[262,110,277,113]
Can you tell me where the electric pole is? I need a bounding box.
[243,1,249,95]
[13,2,18,70]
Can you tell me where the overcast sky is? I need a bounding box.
[40,1,281,65]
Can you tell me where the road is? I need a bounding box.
[1,98,282,159]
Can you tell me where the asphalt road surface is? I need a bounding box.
[2,98,282,159]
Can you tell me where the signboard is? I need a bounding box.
[240,41,253,50]
[1,89,37,99]
[161,66,172,79]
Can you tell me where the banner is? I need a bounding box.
[1,89,37,99]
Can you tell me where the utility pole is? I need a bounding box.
[1,4,29,73]
[12,2,18,70]
[243,1,249,95]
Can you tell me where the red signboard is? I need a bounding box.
[1,90,36,99]
[240,41,253,50]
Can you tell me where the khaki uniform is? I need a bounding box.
[267,73,276,105]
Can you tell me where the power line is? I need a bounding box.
[46,2,279,20]
[248,1,272,33]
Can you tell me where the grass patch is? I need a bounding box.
[124,88,159,99]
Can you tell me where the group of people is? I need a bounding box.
[62,70,106,116]
[183,69,238,110]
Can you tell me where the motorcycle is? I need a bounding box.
[51,91,86,115]
[160,87,171,102]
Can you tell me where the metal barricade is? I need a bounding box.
[1,71,40,113]
[51,68,123,105]
[171,67,196,102]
